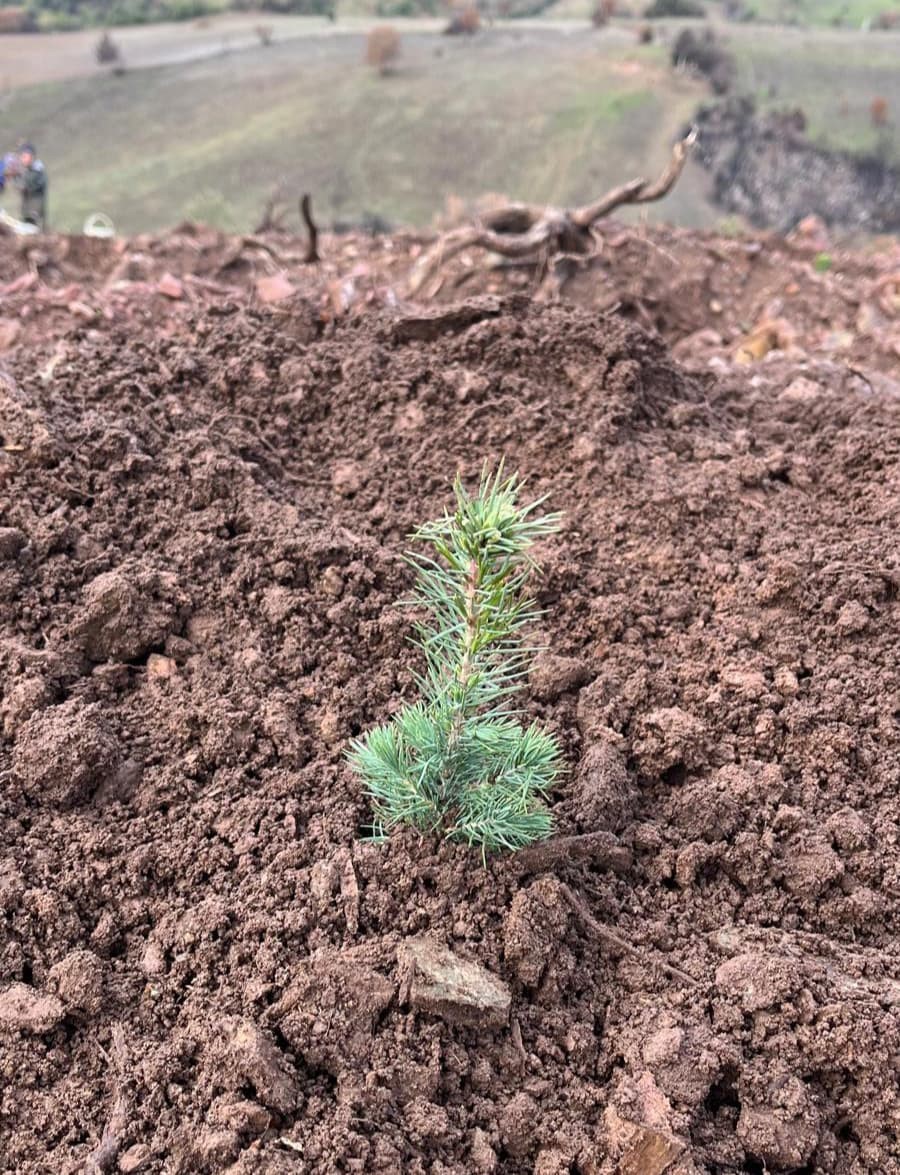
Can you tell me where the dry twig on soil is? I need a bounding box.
[560,884,698,987]
[85,1025,129,1174]
[301,193,320,264]
[408,129,697,297]
[513,830,633,876]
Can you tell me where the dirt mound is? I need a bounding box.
[2,218,898,387]
[2,283,900,1173]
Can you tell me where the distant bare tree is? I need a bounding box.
[96,31,123,67]
[366,25,401,75]
[444,6,481,33]
[255,185,290,233]
[870,96,889,127]
[0,7,37,32]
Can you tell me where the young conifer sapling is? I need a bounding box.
[348,466,562,853]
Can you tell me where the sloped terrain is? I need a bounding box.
[1,225,899,1173]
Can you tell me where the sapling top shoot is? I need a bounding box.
[348,465,562,854]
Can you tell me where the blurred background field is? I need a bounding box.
[1,7,898,233]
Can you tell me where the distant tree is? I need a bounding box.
[591,0,615,26]
[0,7,38,32]
[366,24,401,73]
[645,0,705,16]
[672,28,734,94]
[96,31,122,65]
[587,0,615,24]
[444,5,481,32]
[870,96,889,127]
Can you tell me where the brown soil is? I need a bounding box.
[1,222,899,1174]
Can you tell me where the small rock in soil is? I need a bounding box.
[836,600,869,635]
[70,565,186,662]
[140,938,166,977]
[195,1128,242,1167]
[605,1072,685,1175]
[780,376,821,404]
[400,937,511,1028]
[774,665,800,697]
[223,1018,300,1115]
[0,983,65,1034]
[529,651,591,701]
[146,653,176,679]
[208,1094,272,1136]
[12,699,120,808]
[618,1124,686,1175]
[118,1143,152,1173]
[48,949,104,1016]
[157,273,184,300]
[256,274,295,304]
[503,877,570,987]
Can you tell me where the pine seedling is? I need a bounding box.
[348,465,562,854]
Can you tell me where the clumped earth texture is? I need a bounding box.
[0,222,899,1173]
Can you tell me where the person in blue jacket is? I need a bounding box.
[16,144,47,230]
[0,152,19,194]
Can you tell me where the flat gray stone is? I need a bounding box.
[399,937,511,1028]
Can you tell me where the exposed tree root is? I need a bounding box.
[85,1025,129,1174]
[560,884,698,987]
[408,129,697,298]
[301,193,320,264]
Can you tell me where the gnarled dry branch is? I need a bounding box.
[408,128,697,298]
[301,193,320,264]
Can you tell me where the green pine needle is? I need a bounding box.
[348,464,562,854]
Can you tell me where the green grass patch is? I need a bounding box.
[728,27,900,163]
[4,30,705,232]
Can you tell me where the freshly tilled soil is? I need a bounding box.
[1,288,899,1174]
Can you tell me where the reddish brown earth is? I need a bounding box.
[1,222,899,1174]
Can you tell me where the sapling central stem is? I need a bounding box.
[450,558,480,745]
[348,465,563,854]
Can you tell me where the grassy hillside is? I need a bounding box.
[717,0,897,26]
[3,29,713,233]
[730,25,900,159]
[3,19,897,234]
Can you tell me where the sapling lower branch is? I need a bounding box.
[348,466,562,853]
